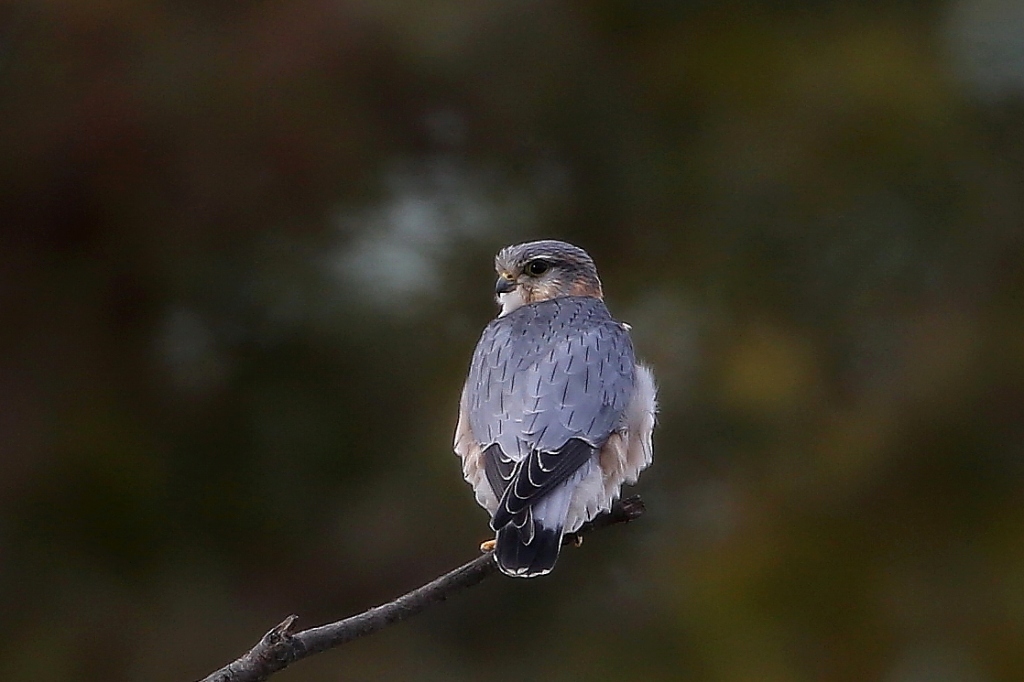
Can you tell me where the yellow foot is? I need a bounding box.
[479,539,496,553]
[569,534,584,548]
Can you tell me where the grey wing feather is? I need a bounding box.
[491,437,595,529]
[465,297,636,508]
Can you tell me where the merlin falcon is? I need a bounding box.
[454,240,657,577]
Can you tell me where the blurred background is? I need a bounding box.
[2,0,1024,680]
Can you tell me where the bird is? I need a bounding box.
[454,239,657,577]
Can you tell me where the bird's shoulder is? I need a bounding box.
[478,296,624,344]
[468,296,635,397]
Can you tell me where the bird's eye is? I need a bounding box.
[526,260,550,276]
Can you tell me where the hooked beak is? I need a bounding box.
[495,275,517,295]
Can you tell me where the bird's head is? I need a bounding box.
[493,240,603,316]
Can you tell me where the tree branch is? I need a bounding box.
[196,495,645,682]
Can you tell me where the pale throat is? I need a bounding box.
[496,280,559,316]
[497,288,528,317]
[497,279,602,317]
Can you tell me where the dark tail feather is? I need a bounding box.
[494,519,563,578]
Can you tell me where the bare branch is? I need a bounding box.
[196,495,645,682]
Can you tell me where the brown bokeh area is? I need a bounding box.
[2,1,1024,680]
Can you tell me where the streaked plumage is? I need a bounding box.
[454,240,656,577]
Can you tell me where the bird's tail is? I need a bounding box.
[493,480,578,578]
[494,513,563,578]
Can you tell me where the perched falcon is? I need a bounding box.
[454,240,657,577]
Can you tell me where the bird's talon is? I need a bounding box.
[479,539,497,553]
